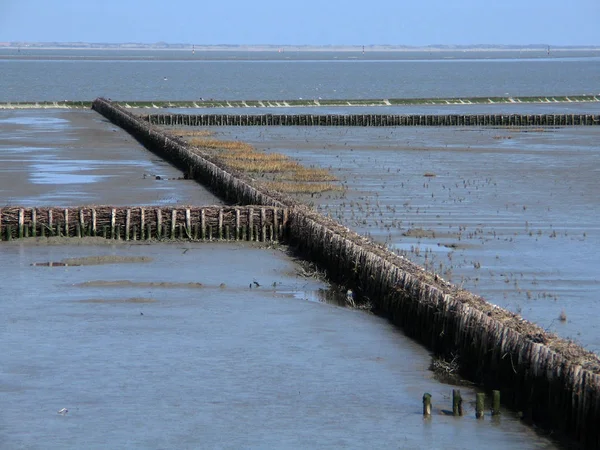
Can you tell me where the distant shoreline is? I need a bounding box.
[1,43,599,52]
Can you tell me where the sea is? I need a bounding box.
[1,48,599,449]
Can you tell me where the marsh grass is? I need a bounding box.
[170,129,214,137]
[187,136,342,194]
[265,181,343,194]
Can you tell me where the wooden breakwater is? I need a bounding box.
[0,206,287,242]
[145,112,600,127]
[92,98,600,448]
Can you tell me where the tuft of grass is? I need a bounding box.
[169,129,214,137]
[265,181,343,194]
[277,167,338,182]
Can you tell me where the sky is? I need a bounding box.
[1,0,599,46]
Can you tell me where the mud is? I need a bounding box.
[0,109,224,206]
[32,255,152,266]
[213,124,600,355]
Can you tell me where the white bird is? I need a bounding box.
[57,408,68,415]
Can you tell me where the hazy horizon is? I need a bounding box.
[1,1,598,46]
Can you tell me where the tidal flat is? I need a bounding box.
[213,124,600,355]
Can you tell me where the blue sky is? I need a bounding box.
[1,0,598,45]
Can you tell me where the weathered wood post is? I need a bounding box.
[492,390,501,416]
[453,389,463,416]
[423,393,432,417]
[476,393,485,419]
[110,208,116,239]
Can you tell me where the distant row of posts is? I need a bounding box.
[423,390,501,418]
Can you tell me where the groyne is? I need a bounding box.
[92,98,600,448]
[146,112,600,127]
[0,205,287,242]
[1,94,599,110]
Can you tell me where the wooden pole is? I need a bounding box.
[476,393,485,419]
[31,208,37,237]
[235,208,241,240]
[156,209,162,239]
[185,208,191,238]
[111,208,116,239]
[492,390,501,416]
[125,209,131,241]
[18,208,24,238]
[64,208,69,237]
[140,208,145,240]
[453,389,463,416]
[92,208,97,236]
[201,208,206,239]
[218,209,223,240]
[423,393,432,417]
[261,207,266,242]
[171,209,177,239]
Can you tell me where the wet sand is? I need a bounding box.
[214,125,600,355]
[0,109,223,206]
[0,241,559,449]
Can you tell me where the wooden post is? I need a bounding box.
[476,393,485,419]
[248,207,254,241]
[79,208,85,237]
[185,208,191,238]
[171,209,177,239]
[132,225,137,241]
[201,208,206,239]
[156,209,162,239]
[64,208,69,237]
[18,208,24,238]
[111,208,116,239]
[452,389,463,416]
[75,223,81,238]
[125,209,131,241]
[423,393,432,417]
[273,207,278,241]
[146,223,152,240]
[92,208,97,236]
[235,208,241,240]
[6,225,12,241]
[140,208,145,240]
[218,209,223,240]
[48,209,53,236]
[492,390,501,416]
[260,207,266,242]
[31,208,37,237]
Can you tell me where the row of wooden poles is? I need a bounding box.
[0,206,287,242]
[422,390,501,418]
[146,113,600,127]
[91,98,600,448]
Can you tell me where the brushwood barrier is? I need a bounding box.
[91,98,600,448]
[145,112,600,127]
[0,206,287,242]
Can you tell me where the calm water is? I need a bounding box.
[0,242,556,449]
[1,49,594,448]
[1,49,599,102]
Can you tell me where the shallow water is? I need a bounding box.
[1,50,599,102]
[0,241,559,449]
[215,125,600,355]
[0,109,223,206]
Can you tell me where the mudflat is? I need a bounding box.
[0,109,223,206]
